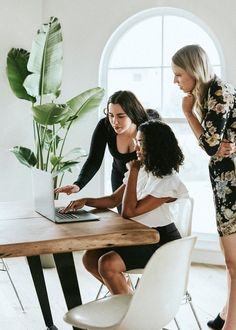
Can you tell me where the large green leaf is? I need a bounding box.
[32,103,70,125]
[10,146,37,168]
[50,154,62,167]
[44,128,62,150]
[64,87,105,125]
[23,17,63,98]
[63,147,87,161]
[50,148,86,176]
[6,48,36,103]
[52,161,79,177]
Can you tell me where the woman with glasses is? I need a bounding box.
[55,90,159,212]
[60,120,187,295]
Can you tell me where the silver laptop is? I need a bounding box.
[31,168,100,223]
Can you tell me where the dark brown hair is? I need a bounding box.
[139,120,184,177]
[104,90,148,127]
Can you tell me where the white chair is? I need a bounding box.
[95,197,202,329]
[64,236,197,330]
[168,197,202,329]
[0,258,25,311]
[126,198,202,330]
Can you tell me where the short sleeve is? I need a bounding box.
[146,175,189,199]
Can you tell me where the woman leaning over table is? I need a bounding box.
[60,120,188,295]
[55,90,160,212]
[172,44,236,330]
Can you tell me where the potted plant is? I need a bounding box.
[6,16,104,197]
[6,16,105,267]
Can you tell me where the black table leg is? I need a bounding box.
[53,252,82,330]
[27,256,58,330]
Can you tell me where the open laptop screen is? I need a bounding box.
[31,168,100,223]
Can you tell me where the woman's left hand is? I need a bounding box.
[182,93,195,116]
[129,159,141,171]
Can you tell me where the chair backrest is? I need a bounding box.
[116,236,197,330]
[126,197,194,277]
[171,197,194,237]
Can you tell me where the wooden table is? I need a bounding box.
[0,201,159,330]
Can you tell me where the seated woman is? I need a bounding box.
[61,120,189,295]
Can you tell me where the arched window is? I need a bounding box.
[99,7,224,239]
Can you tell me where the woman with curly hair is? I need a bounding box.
[172,44,236,330]
[60,120,188,295]
[55,91,160,213]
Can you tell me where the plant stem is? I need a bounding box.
[58,120,72,159]
[35,122,44,169]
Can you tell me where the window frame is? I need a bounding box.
[98,7,226,265]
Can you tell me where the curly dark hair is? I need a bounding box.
[104,90,148,127]
[146,108,162,121]
[138,120,184,177]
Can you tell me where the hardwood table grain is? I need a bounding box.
[0,201,159,330]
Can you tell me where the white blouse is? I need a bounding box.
[123,167,189,227]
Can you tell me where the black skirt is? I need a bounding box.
[101,222,181,270]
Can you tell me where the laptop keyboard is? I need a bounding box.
[55,209,77,219]
[54,208,99,223]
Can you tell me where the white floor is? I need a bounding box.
[0,252,227,330]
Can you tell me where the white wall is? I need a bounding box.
[1,0,236,202]
[0,0,42,202]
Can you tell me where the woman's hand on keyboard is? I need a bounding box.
[59,199,86,213]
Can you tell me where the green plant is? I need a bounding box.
[6,17,105,197]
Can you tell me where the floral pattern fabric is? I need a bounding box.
[199,76,236,236]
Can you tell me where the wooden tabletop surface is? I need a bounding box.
[0,201,159,258]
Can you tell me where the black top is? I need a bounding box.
[74,118,137,191]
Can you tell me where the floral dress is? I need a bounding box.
[199,76,236,236]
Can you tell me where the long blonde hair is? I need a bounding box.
[172,44,215,120]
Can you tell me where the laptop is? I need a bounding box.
[31,168,100,223]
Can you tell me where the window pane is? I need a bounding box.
[103,9,223,236]
[163,66,222,119]
[163,67,184,118]
[169,122,215,233]
[163,16,221,66]
[170,123,209,182]
[107,68,161,109]
[109,17,162,67]
[213,65,222,77]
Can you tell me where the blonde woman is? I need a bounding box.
[172,44,236,330]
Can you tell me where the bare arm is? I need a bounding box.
[121,161,174,218]
[121,160,140,217]
[182,94,203,139]
[60,184,125,213]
